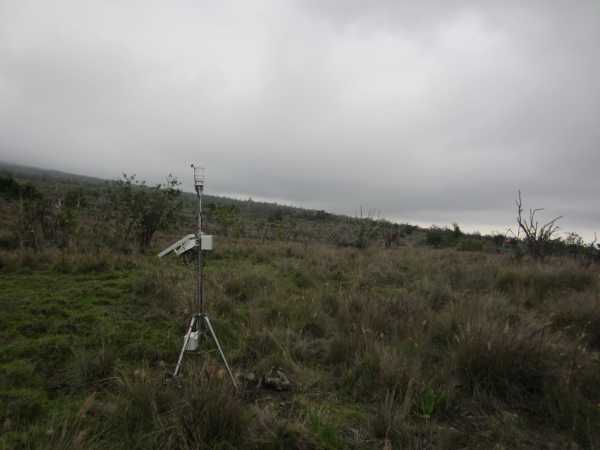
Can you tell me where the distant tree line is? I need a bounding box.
[1,173,597,263]
[0,173,183,253]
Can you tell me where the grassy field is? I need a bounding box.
[1,239,600,449]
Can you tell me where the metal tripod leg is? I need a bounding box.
[202,315,238,389]
[173,315,197,377]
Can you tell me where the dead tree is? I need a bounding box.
[515,190,562,260]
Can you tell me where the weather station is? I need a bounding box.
[158,165,237,387]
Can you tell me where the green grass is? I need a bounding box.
[1,242,600,449]
[0,267,182,448]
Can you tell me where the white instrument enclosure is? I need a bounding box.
[200,235,213,251]
[185,330,200,351]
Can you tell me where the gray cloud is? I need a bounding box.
[0,0,598,237]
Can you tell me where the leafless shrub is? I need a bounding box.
[516,190,562,260]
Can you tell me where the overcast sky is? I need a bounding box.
[1,1,598,237]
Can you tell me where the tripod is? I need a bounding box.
[173,311,237,386]
[171,165,237,388]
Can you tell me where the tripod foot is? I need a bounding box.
[202,315,238,389]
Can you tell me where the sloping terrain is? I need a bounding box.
[1,165,599,449]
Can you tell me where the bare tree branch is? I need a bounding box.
[515,190,562,261]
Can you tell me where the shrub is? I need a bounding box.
[425,227,445,247]
[425,226,472,249]
[101,174,183,251]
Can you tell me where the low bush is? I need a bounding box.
[425,225,467,249]
[424,227,446,247]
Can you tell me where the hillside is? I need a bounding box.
[0,162,434,253]
[1,166,599,449]
[0,161,345,225]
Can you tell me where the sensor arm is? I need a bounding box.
[157,234,196,258]
[158,234,213,258]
